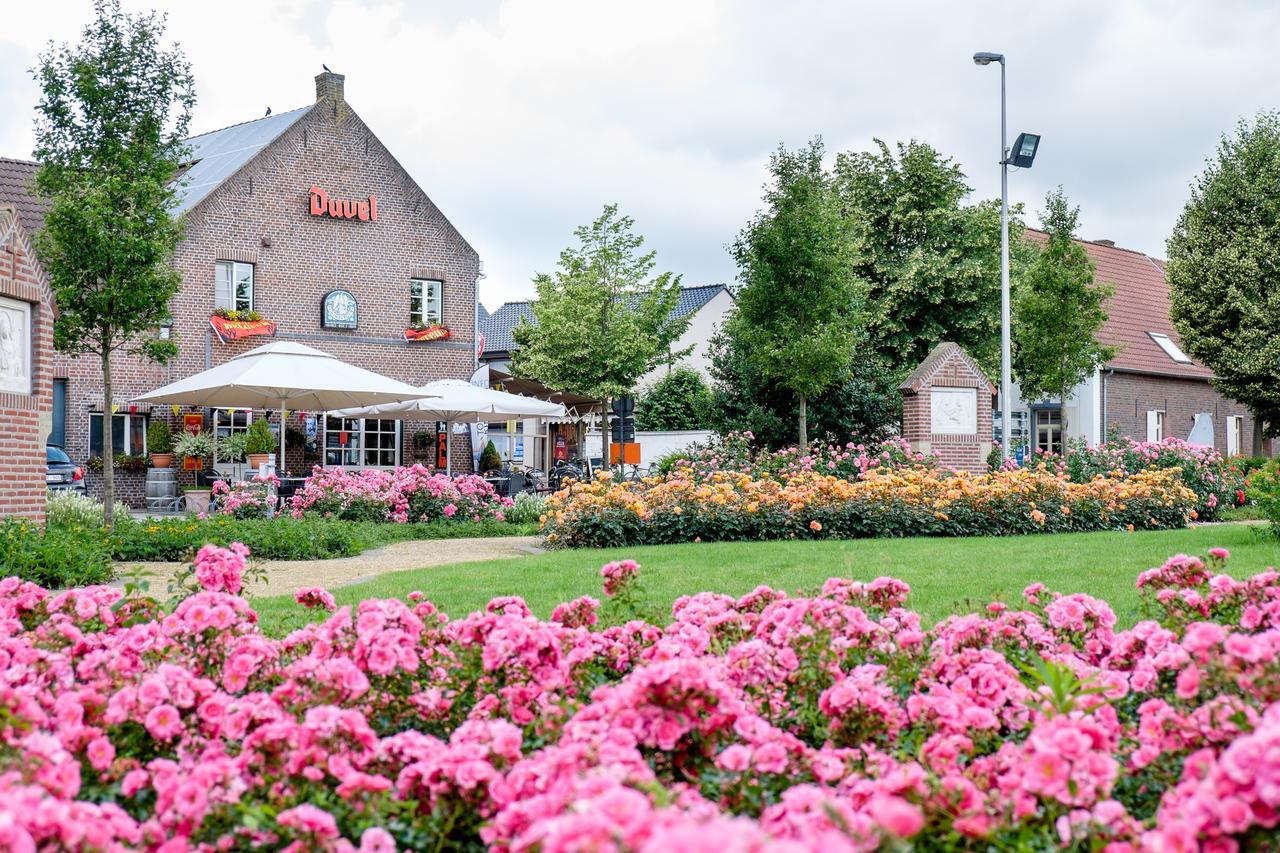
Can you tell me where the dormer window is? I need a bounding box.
[1149,332,1192,364]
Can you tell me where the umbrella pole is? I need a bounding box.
[446,420,451,475]
[279,401,286,477]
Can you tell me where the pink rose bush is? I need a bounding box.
[3,546,1280,848]
[210,473,280,519]
[289,464,513,524]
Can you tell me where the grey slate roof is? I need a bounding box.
[0,106,312,229]
[173,106,311,215]
[0,158,49,236]
[479,283,728,356]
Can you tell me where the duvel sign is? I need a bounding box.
[308,186,378,222]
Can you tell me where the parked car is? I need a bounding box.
[46,444,85,493]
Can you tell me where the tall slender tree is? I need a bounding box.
[728,138,863,447]
[1012,188,1117,438]
[1167,112,1280,454]
[833,139,1031,375]
[32,0,191,525]
[512,205,688,466]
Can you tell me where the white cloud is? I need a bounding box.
[4,0,1280,309]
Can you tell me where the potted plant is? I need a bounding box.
[147,419,174,468]
[174,431,216,513]
[244,418,276,469]
[218,432,248,465]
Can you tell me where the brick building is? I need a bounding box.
[900,342,995,474]
[0,71,480,506]
[1002,233,1268,459]
[0,201,55,521]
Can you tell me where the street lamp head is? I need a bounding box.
[972,51,1004,66]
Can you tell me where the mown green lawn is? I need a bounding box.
[251,524,1280,636]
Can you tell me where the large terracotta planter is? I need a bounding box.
[246,453,272,470]
[150,453,173,469]
[184,489,212,515]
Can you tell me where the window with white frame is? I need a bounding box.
[323,416,400,468]
[1147,410,1165,443]
[1034,408,1062,455]
[1148,332,1193,364]
[89,413,147,457]
[215,261,254,313]
[213,409,252,469]
[1226,415,1243,457]
[409,279,442,326]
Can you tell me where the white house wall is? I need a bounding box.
[636,288,734,389]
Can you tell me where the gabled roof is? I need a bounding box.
[478,283,729,356]
[1024,230,1211,380]
[0,107,312,229]
[898,341,996,393]
[173,106,311,215]
[0,158,49,235]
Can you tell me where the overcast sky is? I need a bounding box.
[4,1,1279,309]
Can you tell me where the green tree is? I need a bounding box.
[513,205,689,466]
[833,139,1031,374]
[634,367,711,431]
[1167,112,1280,454]
[32,0,192,526]
[1012,188,1117,436]
[729,138,863,447]
[704,327,900,448]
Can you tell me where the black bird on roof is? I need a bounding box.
[264,107,271,116]
[322,63,331,72]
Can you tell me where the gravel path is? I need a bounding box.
[115,536,541,598]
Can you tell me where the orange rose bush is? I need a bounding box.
[541,466,1197,548]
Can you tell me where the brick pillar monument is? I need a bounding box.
[899,342,995,474]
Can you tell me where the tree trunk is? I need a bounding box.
[101,350,115,529]
[600,397,611,474]
[1253,414,1265,457]
[1060,387,1069,447]
[798,393,808,449]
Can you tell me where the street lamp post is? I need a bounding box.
[973,51,1012,463]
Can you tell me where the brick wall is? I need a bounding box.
[0,209,54,522]
[900,345,995,474]
[1104,371,1262,455]
[52,77,481,505]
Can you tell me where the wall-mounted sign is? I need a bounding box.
[321,290,358,329]
[0,295,31,395]
[308,186,378,221]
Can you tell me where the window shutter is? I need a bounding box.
[1146,410,1161,443]
[215,262,233,310]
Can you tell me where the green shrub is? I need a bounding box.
[244,418,277,455]
[1233,455,1272,478]
[479,441,502,472]
[46,490,131,530]
[0,518,111,587]
[110,516,361,562]
[505,492,547,525]
[174,430,215,459]
[1247,460,1280,535]
[146,419,173,454]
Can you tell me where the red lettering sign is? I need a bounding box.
[308,186,378,222]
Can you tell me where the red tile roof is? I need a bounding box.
[1024,229,1211,380]
[0,157,47,237]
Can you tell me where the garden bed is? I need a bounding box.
[2,541,1279,847]
[542,465,1199,548]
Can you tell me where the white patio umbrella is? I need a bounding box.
[329,378,566,473]
[133,341,435,471]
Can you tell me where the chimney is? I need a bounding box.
[315,70,345,104]
[1093,239,1115,247]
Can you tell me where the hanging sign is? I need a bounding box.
[308,186,377,221]
[210,314,276,343]
[404,324,451,343]
[321,290,358,329]
[182,414,204,471]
